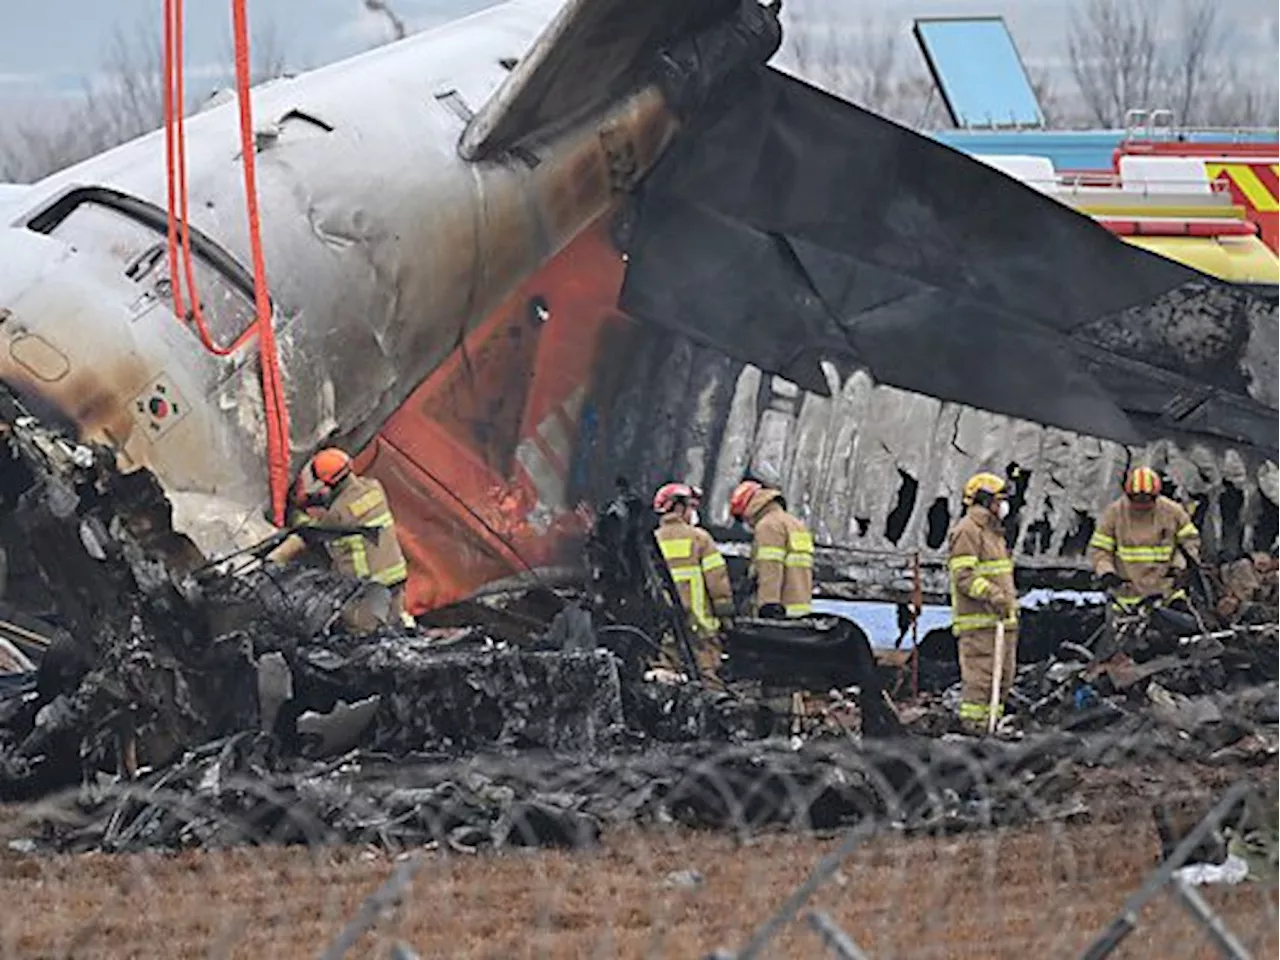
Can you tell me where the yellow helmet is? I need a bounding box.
[963,472,1007,505]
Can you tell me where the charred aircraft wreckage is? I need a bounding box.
[0,0,1276,852]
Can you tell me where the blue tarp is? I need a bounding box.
[813,590,1105,649]
[929,129,1278,172]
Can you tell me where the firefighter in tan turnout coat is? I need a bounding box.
[948,472,1019,732]
[1089,466,1201,611]
[271,447,413,633]
[652,482,734,677]
[729,480,815,618]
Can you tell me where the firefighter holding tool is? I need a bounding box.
[948,472,1019,734]
[270,447,414,633]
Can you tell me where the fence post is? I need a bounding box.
[1080,782,1252,960]
[1170,879,1253,960]
[805,910,873,960]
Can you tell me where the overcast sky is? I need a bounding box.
[1,0,1276,122]
[0,0,496,102]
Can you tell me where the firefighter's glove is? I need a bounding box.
[713,600,737,620]
[758,603,787,619]
[1097,572,1124,592]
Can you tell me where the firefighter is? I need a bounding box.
[652,482,734,677]
[1089,466,1201,611]
[948,472,1018,733]
[270,447,414,632]
[728,480,814,618]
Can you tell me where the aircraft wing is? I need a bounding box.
[617,66,1278,452]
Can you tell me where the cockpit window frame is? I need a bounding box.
[24,185,271,313]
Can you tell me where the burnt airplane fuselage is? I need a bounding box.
[0,0,673,584]
[0,0,1274,616]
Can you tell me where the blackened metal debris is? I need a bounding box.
[0,391,1274,860]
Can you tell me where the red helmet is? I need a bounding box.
[1124,466,1162,498]
[729,480,763,520]
[688,484,704,506]
[653,482,693,514]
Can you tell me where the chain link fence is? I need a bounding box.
[2,729,1275,959]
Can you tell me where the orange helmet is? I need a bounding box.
[1124,466,1162,498]
[311,447,353,485]
[653,482,693,514]
[294,447,353,507]
[729,480,763,520]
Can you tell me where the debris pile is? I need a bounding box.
[0,400,809,801]
[0,390,1274,863]
[9,700,1275,857]
[293,640,627,755]
[1213,552,1279,625]
[0,732,1172,855]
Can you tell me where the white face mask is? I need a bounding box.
[689,509,700,527]
[997,500,1010,520]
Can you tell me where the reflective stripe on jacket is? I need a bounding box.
[317,476,408,587]
[948,504,1017,633]
[655,514,734,636]
[1088,495,1200,606]
[745,489,814,617]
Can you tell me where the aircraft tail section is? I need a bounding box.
[460,0,779,160]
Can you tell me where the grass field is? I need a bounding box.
[3,803,1275,959]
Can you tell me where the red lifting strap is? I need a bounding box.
[162,0,292,525]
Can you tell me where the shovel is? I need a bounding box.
[987,619,1006,735]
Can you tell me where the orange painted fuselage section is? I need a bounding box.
[354,214,631,613]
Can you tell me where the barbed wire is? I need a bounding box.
[1,724,1274,959]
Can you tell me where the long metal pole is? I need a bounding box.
[911,551,921,697]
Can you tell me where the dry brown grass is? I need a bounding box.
[1,812,1275,959]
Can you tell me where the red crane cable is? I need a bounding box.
[230,0,293,525]
[171,0,257,357]
[161,0,186,322]
[160,0,292,524]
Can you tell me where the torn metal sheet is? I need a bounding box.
[0,386,1272,863]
